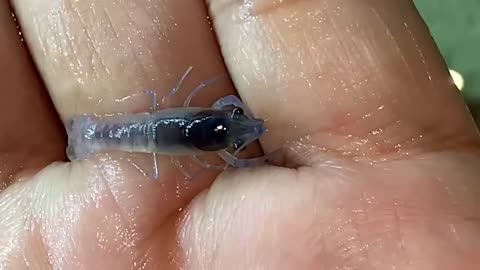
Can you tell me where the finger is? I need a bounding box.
[13,1,231,118]
[11,0,232,264]
[0,2,65,189]
[209,0,480,160]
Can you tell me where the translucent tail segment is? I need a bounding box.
[65,115,97,161]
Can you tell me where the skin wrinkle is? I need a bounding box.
[28,165,110,269]
[353,194,370,267]
[35,4,92,114]
[6,186,52,269]
[326,205,374,268]
[403,21,432,83]
[393,203,410,267]
[70,1,110,79]
[280,106,476,167]
[415,217,480,264]
[324,6,362,83]
[376,7,443,94]
[43,194,81,268]
[53,164,150,269]
[343,185,475,269]
[103,7,121,41]
[334,232,367,268]
[288,188,344,269]
[329,11,411,105]
[95,158,159,252]
[97,162,137,237]
[370,7,416,82]
[341,114,473,162]
[122,3,151,84]
[32,16,48,56]
[314,202,371,267]
[0,190,24,268]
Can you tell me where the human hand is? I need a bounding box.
[1,0,479,269]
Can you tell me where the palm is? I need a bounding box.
[1,1,479,270]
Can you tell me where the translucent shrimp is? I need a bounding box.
[66,67,271,179]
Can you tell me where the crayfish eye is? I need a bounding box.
[232,107,244,115]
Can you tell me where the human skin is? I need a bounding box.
[0,0,479,269]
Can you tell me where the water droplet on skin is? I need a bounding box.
[175,186,180,197]
[362,112,373,119]
[370,128,383,135]
[365,196,376,204]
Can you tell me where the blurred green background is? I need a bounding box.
[414,0,480,125]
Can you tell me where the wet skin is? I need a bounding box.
[1,0,480,269]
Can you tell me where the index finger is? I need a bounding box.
[209,0,480,161]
